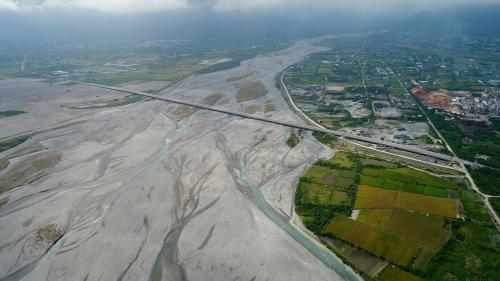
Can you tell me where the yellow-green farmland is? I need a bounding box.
[379,265,424,281]
[353,185,396,209]
[395,192,459,218]
[295,148,499,280]
[295,151,358,233]
[324,216,419,266]
[356,209,449,250]
[354,186,459,218]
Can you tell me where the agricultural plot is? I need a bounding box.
[354,186,459,218]
[322,151,355,169]
[324,216,419,266]
[412,248,435,269]
[295,152,359,233]
[395,192,458,218]
[359,166,462,198]
[298,183,349,206]
[360,158,395,168]
[379,266,424,281]
[359,175,449,198]
[326,209,449,274]
[334,177,355,188]
[300,182,336,205]
[362,167,460,190]
[304,166,339,184]
[317,67,331,75]
[332,191,348,205]
[323,237,388,278]
[356,209,449,250]
[354,185,396,209]
[302,163,357,190]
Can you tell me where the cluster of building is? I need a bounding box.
[389,94,416,109]
[288,85,324,104]
[411,87,500,120]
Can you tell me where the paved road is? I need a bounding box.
[392,73,500,230]
[278,66,326,128]
[81,81,462,163]
[393,74,455,155]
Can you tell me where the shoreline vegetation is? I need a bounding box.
[0,110,26,119]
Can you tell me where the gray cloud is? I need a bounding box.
[0,0,188,12]
[1,0,500,13]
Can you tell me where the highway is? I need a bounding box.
[81,81,461,163]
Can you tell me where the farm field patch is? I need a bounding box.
[323,151,355,169]
[331,191,348,205]
[379,265,424,281]
[354,185,396,209]
[300,182,335,205]
[395,192,458,218]
[360,158,395,168]
[356,209,449,250]
[295,151,359,233]
[324,215,419,266]
[304,166,339,183]
[359,175,449,197]
[354,185,459,218]
[362,167,461,190]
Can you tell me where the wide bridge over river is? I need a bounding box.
[82,82,462,164]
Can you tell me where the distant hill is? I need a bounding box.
[0,4,499,41]
[391,5,500,38]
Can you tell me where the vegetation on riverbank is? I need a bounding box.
[286,130,303,148]
[0,135,29,153]
[0,110,26,119]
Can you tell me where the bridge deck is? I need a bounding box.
[81,82,457,163]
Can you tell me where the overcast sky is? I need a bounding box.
[2,0,500,14]
[1,0,499,40]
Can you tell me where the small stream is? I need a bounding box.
[14,113,200,281]
[239,154,362,281]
